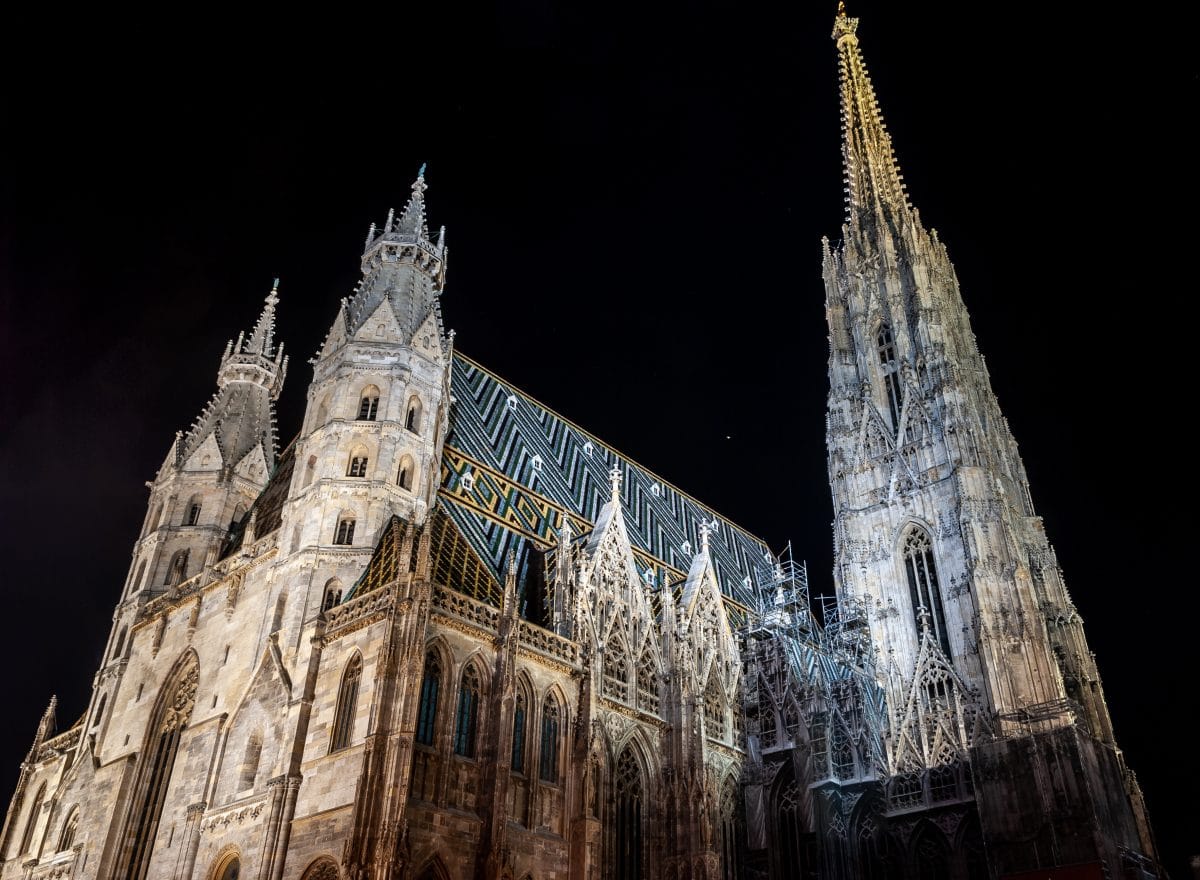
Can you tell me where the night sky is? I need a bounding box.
[1,1,1195,872]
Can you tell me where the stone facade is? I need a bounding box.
[0,9,1159,880]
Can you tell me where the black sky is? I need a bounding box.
[1,1,1196,871]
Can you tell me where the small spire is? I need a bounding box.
[698,519,711,555]
[395,166,429,237]
[242,280,280,357]
[609,464,622,503]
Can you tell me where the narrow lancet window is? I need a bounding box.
[614,749,644,880]
[539,696,560,783]
[454,666,481,757]
[877,325,903,430]
[902,527,951,656]
[416,653,440,746]
[512,694,526,773]
[330,654,362,752]
[334,517,355,546]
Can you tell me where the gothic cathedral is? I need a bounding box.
[0,8,1159,880]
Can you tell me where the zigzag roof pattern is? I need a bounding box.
[437,352,775,609]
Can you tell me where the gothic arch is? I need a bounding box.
[208,846,242,880]
[896,524,951,656]
[397,453,416,491]
[117,649,200,880]
[322,578,344,613]
[412,853,451,880]
[299,855,342,880]
[330,652,363,753]
[405,395,423,433]
[609,743,650,880]
[909,822,951,880]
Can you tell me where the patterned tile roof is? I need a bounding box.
[438,352,774,610]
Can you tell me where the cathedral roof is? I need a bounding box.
[437,352,774,611]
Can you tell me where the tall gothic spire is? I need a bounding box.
[240,279,280,357]
[834,2,909,227]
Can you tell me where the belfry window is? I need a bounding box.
[397,456,415,491]
[186,500,202,526]
[358,391,379,421]
[454,666,481,758]
[334,517,355,546]
[347,454,369,477]
[877,325,903,430]
[902,527,951,656]
[322,580,343,613]
[405,397,422,432]
[416,652,440,746]
[165,550,189,586]
[330,654,362,752]
[539,696,560,783]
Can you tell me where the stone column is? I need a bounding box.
[175,801,206,880]
[268,775,302,880]
[257,776,287,880]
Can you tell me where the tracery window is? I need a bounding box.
[613,749,643,880]
[416,653,441,746]
[539,695,560,783]
[118,652,198,880]
[718,777,739,880]
[58,806,79,852]
[454,666,481,758]
[334,517,355,546]
[877,324,903,430]
[603,642,630,702]
[636,651,659,713]
[511,694,526,773]
[901,527,950,656]
[330,654,362,752]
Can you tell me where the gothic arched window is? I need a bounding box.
[636,651,659,714]
[539,695,560,783]
[405,397,422,432]
[603,642,630,702]
[511,693,527,773]
[397,455,415,491]
[358,387,380,421]
[165,549,190,586]
[58,806,79,852]
[330,654,362,753]
[113,626,128,660]
[454,666,481,758]
[240,732,263,790]
[334,516,355,546]
[19,782,45,855]
[321,579,343,614]
[185,495,202,526]
[118,652,198,880]
[613,749,644,880]
[347,446,370,478]
[877,324,903,430]
[416,652,440,746]
[902,528,950,656]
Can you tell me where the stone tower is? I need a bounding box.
[821,3,1157,874]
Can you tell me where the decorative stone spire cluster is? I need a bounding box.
[179,282,287,469]
[343,166,448,340]
[834,1,909,229]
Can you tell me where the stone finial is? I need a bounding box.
[609,465,622,503]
